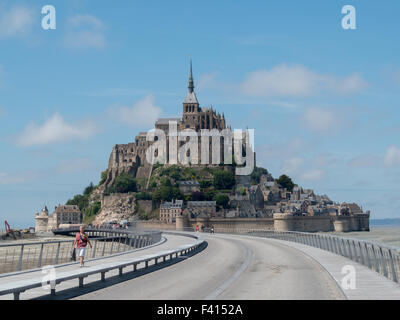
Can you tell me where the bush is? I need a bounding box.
[204,189,216,201]
[214,194,230,209]
[199,180,212,189]
[106,173,137,194]
[84,202,101,218]
[152,186,183,202]
[136,192,152,200]
[213,170,236,190]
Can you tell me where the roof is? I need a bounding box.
[178,181,200,186]
[55,205,80,214]
[160,199,184,209]
[184,91,198,104]
[187,201,216,207]
[156,118,181,125]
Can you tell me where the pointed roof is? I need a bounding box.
[184,58,199,104]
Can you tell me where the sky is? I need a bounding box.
[0,0,400,228]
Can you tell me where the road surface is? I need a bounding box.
[74,233,345,300]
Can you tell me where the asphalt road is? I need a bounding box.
[75,233,345,300]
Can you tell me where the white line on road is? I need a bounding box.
[203,239,252,300]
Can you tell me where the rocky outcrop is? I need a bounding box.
[93,193,136,225]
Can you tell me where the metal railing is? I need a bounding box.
[0,231,162,275]
[214,228,400,284]
[0,232,205,300]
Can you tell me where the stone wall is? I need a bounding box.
[135,220,176,230]
[274,213,370,232]
[94,193,136,225]
[135,213,370,233]
[137,200,155,215]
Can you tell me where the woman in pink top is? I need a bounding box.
[72,225,92,267]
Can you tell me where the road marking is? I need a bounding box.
[203,240,252,300]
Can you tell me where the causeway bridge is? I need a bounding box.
[0,228,399,300]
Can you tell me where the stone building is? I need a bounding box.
[178,181,200,195]
[185,201,217,218]
[103,60,252,187]
[35,205,82,232]
[160,199,183,223]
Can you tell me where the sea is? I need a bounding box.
[323,219,400,248]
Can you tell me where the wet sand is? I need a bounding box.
[323,226,400,248]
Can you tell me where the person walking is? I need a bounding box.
[73,225,92,267]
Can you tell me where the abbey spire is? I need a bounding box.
[183,58,199,108]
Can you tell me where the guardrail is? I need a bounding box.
[0,230,162,275]
[214,228,400,284]
[0,232,205,300]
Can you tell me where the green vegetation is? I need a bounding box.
[277,174,295,192]
[135,192,152,200]
[84,202,101,223]
[66,182,100,222]
[105,173,137,194]
[99,170,108,185]
[152,185,183,202]
[214,194,230,210]
[250,167,269,185]
[237,186,247,195]
[213,170,236,190]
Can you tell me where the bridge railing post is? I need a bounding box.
[388,249,399,283]
[17,245,24,272]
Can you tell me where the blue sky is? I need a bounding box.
[0,0,400,228]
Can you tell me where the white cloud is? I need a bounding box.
[197,72,218,91]
[384,145,400,167]
[301,107,337,133]
[16,113,97,146]
[63,14,106,49]
[348,155,381,168]
[109,95,162,127]
[0,171,38,185]
[0,5,35,38]
[240,64,368,97]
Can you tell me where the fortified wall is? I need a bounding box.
[136,213,370,233]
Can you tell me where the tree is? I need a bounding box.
[84,182,95,196]
[152,186,183,202]
[213,170,236,190]
[66,194,88,211]
[99,170,108,185]
[84,202,101,218]
[277,174,295,192]
[214,194,230,209]
[204,189,216,201]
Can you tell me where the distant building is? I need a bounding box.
[178,181,200,195]
[35,204,82,232]
[160,199,183,223]
[185,201,217,218]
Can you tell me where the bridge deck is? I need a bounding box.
[0,233,197,300]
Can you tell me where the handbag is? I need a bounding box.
[70,248,76,261]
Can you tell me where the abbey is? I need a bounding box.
[104,61,241,187]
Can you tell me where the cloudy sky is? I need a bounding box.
[0,0,400,227]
